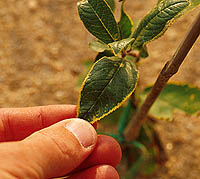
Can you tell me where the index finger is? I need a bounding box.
[0,105,77,142]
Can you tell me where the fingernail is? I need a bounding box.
[65,118,96,148]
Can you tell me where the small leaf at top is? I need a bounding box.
[77,56,139,123]
[140,83,200,120]
[105,0,115,11]
[118,1,134,39]
[77,0,120,44]
[180,0,200,16]
[132,0,190,48]
[89,40,110,52]
[108,38,135,55]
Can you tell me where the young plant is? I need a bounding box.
[76,0,200,177]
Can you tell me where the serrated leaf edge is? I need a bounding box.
[148,114,174,122]
[148,0,191,44]
[132,0,191,47]
[77,57,139,123]
[178,0,200,17]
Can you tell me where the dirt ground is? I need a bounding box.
[0,0,200,178]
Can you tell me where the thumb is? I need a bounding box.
[0,118,97,178]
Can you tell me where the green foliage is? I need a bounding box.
[140,83,200,120]
[157,0,163,4]
[125,141,149,179]
[90,38,135,56]
[95,50,114,61]
[77,56,138,122]
[132,0,190,48]
[119,1,134,39]
[108,38,135,55]
[140,45,149,58]
[137,45,149,59]
[89,40,110,52]
[105,0,115,11]
[125,157,143,179]
[118,100,133,137]
[77,0,200,176]
[77,60,93,87]
[181,0,200,15]
[77,0,200,124]
[77,0,120,44]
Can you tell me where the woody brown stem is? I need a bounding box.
[125,12,200,141]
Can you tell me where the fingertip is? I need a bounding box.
[107,135,122,166]
[75,134,122,173]
[22,118,98,178]
[94,135,122,166]
[69,165,119,179]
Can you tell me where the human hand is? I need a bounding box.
[0,105,121,179]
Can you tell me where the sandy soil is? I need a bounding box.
[0,0,200,178]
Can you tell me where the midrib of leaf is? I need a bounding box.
[133,0,190,45]
[82,60,124,119]
[144,1,187,31]
[89,0,117,42]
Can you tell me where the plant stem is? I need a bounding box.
[125,12,200,141]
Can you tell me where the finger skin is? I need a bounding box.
[74,135,122,173]
[69,165,119,179]
[0,105,77,142]
[0,119,97,178]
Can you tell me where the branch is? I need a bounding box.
[125,12,200,141]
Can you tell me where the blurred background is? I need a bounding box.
[0,0,200,178]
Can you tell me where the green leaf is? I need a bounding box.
[181,0,200,15]
[140,83,200,120]
[108,38,135,55]
[132,0,190,47]
[118,100,133,137]
[140,45,149,58]
[125,141,149,179]
[129,141,149,154]
[118,1,134,39]
[157,0,163,4]
[77,0,120,44]
[132,18,141,31]
[89,40,110,52]
[105,0,115,11]
[124,54,137,62]
[125,157,144,179]
[77,60,93,87]
[77,56,139,123]
[95,50,114,62]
